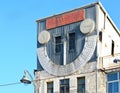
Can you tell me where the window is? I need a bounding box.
[69,33,75,51]
[107,72,120,93]
[60,79,69,93]
[47,82,53,93]
[54,35,63,65]
[119,72,120,79]
[111,40,114,56]
[99,32,102,42]
[39,20,46,31]
[55,36,62,53]
[77,77,85,93]
[107,72,118,81]
[54,32,76,65]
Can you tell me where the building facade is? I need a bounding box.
[35,2,120,93]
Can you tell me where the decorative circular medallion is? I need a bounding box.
[38,30,50,44]
[80,19,95,34]
[37,35,97,76]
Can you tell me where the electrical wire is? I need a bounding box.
[0,82,21,87]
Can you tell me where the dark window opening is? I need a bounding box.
[111,40,114,56]
[47,82,53,93]
[60,79,69,93]
[77,77,85,93]
[69,33,75,51]
[99,32,102,42]
[55,36,62,53]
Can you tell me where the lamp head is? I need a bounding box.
[113,59,120,63]
[20,75,31,84]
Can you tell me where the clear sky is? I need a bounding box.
[0,0,119,93]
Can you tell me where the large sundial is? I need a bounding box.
[37,18,97,76]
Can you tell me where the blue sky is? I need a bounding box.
[0,0,119,93]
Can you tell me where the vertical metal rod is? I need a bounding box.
[63,41,67,65]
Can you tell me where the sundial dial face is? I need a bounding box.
[37,18,96,76]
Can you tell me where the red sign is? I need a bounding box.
[46,9,85,30]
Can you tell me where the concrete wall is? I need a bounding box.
[97,4,120,57]
[34,61,98,93]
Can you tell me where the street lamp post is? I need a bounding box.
[20,70,37,93]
